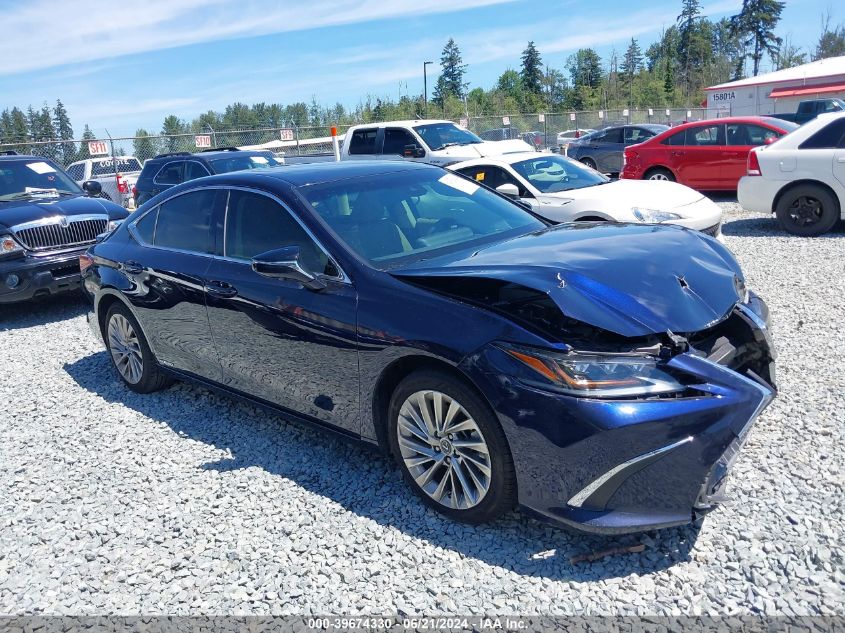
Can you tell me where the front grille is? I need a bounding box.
[701,222,721,238]
[13,217,108,252]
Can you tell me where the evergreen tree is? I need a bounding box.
[133,128,158,162]
[520,41,543,96]
[677,0,711,98]
[161,115,188,152]
[620,38,643,106]
[730,0,785,76]
[52,99,75,165]
[78,124,96,160]
[433,38,467,104]
[566,49,603,89]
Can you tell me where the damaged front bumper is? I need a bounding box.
[462,295,777,535]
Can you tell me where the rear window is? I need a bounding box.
[348,128,378,154]
[799,118,845,149]
[91,158,142,177]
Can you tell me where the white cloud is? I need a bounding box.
[0,0,516,75]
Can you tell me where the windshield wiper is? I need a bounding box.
[432,142,462,151]
[0,189,75,201]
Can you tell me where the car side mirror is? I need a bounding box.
[82,180,102,196]
[403,144,425,158]
[496,183,521,199]
[251,246,326,291]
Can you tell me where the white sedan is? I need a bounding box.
[449,152,723,237]
[738,111,845,236]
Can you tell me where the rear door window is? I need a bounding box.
[154,161,184,185]
[598,128,623,144]
[799,119,845,149]
[184,161,211,181]
[661,131,686,146]
[152,189,218,253]
[382,128,417,155]
[624,127,652,144]
[686,124,725,146]
[348,128,378,155]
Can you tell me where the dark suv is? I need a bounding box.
[133,148,282,206]
[0,152,128,304]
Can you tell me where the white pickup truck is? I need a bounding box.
[65,156,143,208]
[340,119,534,166]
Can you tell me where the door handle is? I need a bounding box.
[204,280,238,298]
[122,260,143,274]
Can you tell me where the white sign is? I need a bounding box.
[502,116,510,125]
[622,108,629,117]
[280,128,295,141]
[569,112,576,121]
[598,111,604,119]
[648,108,654,116]
[538,113,545,123]
[666,109,671,116]
[194,135,211,148]
[458,118,468,128]
[712,91,736,102]
[687,110,692,118]
[87,140,108,156]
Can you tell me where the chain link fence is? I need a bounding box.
[0,107,713,172]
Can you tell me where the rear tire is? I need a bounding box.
[775,184,840,236]
[644,167,675,182]
[104,303,173,393]
[387,370,517,524]
[580,157,598,170]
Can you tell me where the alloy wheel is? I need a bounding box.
[107,313,144,384]
[649,172,670,181]
[396,390,492,510]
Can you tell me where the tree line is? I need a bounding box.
[2,0,845,164]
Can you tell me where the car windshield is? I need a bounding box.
[413,123,483,151]
[0,159,82,201]
[511,155,608,193]
[210,154,282,173]
[300,169,544,269]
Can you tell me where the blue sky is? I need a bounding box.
[0,0,838,137]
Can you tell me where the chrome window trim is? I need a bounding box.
[127,184,350,283]
[218,185,350,284]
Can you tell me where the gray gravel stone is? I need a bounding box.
[0,201,843,615]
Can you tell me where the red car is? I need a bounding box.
[621,116,798,190]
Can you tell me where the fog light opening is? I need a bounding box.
[6,274,20,289]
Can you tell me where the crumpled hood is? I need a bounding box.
[0,195,126,230]
[541,178,707,210]
[437,139,535,159]
[394,223,745,337]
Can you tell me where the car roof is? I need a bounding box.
[179,159,438,188]
[449,152,559,169]
[350,119,453,128]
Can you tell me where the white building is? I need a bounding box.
[705,56,845,117]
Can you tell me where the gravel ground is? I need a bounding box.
[0,202,843,616]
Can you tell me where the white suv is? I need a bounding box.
[738,112,845,236]
[66,156,143,209]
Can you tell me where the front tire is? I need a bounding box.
[644,167,675,182]
[387,370,516,524]
[775,184,840,236]
[580,157,598,170]
[105,303,173,393]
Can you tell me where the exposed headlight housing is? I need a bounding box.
[632,207,681,223]
[0,234,24,257]
[503,345,685,398]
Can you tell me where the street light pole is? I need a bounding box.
[423,61,433,117]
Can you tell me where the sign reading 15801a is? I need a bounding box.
[712,91,737,101]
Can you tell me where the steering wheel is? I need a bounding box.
[433,217,464,232]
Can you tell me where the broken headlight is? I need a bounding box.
[504,345,684,397]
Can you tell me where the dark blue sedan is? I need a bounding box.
[82,161,776,534]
